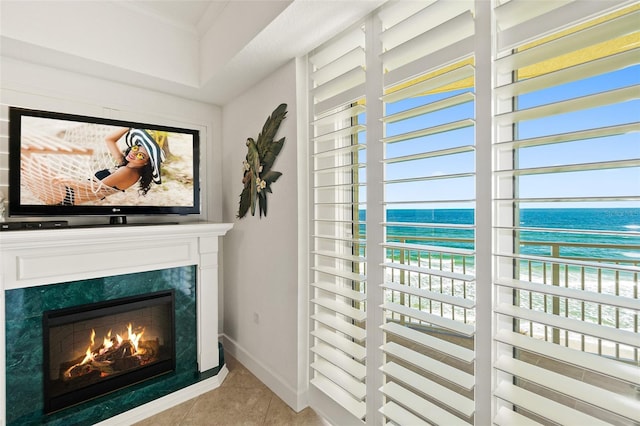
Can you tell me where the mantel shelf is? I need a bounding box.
[0,221,233,249]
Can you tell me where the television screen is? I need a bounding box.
[8,107,200,219]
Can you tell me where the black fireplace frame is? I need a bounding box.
[42,290,176,414]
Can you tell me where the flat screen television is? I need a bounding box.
[8,107,200,223]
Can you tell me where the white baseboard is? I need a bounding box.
[96,366,229,425]
[220,334,308,412]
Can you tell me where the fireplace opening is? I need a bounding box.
[42,290,176,414]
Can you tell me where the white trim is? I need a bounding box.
[474,1,493,424]
[364,12,386,424]
[296,54,311,414]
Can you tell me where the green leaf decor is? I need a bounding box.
[237,103,287,218]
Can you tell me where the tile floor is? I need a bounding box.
[134,355,330,426]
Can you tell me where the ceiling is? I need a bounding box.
[0,0,385,105]
[126,1,230,35]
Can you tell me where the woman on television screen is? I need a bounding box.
[15,110,198,212]
[52,127,166,206]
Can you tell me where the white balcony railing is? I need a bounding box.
[384,235,639,364]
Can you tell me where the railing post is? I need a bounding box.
[400,240,406,325]
[552,244,560,344]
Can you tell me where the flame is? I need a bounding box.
[63,322,148,379]
[79,346,94,366]
[127,323,144,353]
[93,330,112,356]
[75,329,97,366]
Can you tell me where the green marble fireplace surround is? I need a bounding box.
[6,267,204,425]
[0,223,233,426]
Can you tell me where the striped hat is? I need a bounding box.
[125,129,166,184]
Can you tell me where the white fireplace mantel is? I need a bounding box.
[0,221,232,425]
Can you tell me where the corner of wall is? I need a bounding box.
[220,59,308,412]
[220,334,308,412]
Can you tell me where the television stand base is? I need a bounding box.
[110,215,127,225]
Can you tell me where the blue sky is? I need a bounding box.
[372,63,640,210]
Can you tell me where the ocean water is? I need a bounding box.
[379,207,640,261]
[373,208,639,337]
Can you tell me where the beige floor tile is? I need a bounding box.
[221,357,271,393]
[264,396,331,426]
[133,398,196,425]
[132,355,328,426]
[181,385,273,425]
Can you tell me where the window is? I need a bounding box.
[493,2,640,424]
[379,1,478,424]
[308,24,368,421]
[307,1,640,425]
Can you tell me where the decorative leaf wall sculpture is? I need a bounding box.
[237,103,287,218]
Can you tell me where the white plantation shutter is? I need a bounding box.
[378,1,478,425]
[493,1,640,425]
[307,2,638,425]
[308,23,369,422]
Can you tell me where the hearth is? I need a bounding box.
[42,291,175,414]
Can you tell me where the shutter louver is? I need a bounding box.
[379,1,477,424]
[493,2,640,425]
[309,22,368,423]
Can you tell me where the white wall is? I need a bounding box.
[1,1,199,87]
[221,60,306,411]
[0,56,222,224]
